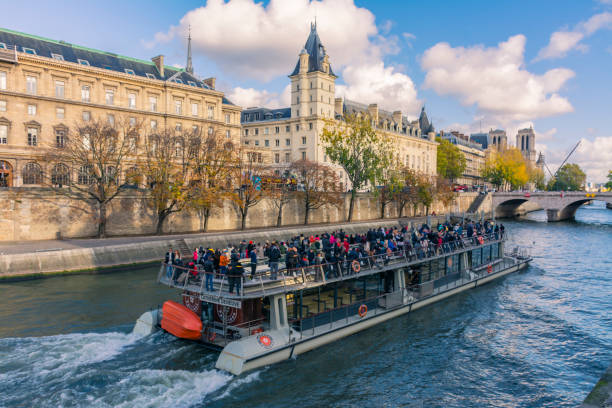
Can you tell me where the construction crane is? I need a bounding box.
[545,140,581,185]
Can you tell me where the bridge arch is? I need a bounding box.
[494,198,542,218]
[549,197,612,221]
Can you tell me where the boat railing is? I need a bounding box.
[158,232,505,298]
[202,316,267,347]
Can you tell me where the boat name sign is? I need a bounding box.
[200,294,242,309]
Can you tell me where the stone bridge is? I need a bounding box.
[492,191,612,221]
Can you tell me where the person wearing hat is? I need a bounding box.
[249,247,258,279]
[268,241,281,280]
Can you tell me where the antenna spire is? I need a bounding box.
[186,24,193,75]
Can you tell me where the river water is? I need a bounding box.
[0,203,610,408]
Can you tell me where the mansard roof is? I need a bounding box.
[419,107,434,134]
[0,27,235,105]
[290,23,336,77]
[241,107,291,123]
[341,99,427,138]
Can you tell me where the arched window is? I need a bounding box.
[51,163,70,186]
[22,162,42,184]
[0,160,13,187]
[78,165,94,185]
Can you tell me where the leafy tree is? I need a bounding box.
[47,117,137,238]
[376,159,404,219]
[227,148,268,230]
[435,137,466,181]
[482,148,529,190]
[528,166,547,191]
[141,127,191,235]
[547,163,586,191]
[291,159,343,225]
[417,173,436,216]
[435,176,456,210]
[321,114,393,221]
[605,170,612,190]
[394,166,420,217]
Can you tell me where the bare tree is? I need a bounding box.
[394,166,420,218]
[291,159,343,225]
[141,127,191,234]
[227,148,267,230]
[47,117,136,238]
[187,128,236,232]
[265,170,296,227]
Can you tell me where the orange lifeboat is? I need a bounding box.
[161,300,203,340]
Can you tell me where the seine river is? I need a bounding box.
[0,202,610,407]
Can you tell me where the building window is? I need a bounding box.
[55,128,66,148]
[26,76,37,95]
[125,69,135,75]
[286,138,290,146]
[188,81,196,87]
[207,105,214,119]
[297,109,299,117]
[296,124,300,131]
[0,124,7,144]
[255,140,259,146]
[309,122,313,130]
[192,125,198,133]
[275,139,280,147]
[175,123,182,132]
[105,89,114,105]
[128,93,136,109]
[286,125,290,132]
[129,117,136,127]
[56,107,65,119]
[78,59,90,66]
[208,126,214,135]
[0,43,5,49]
[275,126,280,134]
[225,130,230,139]
[22,162,43,184]
[82,111,91,122]
[78,165,94,185]
[0,71,6,90]
[145,73,155,80]
[265,139,269,147]
[150,120,157,130]
[285,153,290,163]
[310,94,312,102]
[255,128,259,136]
[302,136,306,145]
[0,100,5,112]
[149,96,157,112]
[301,151,306,160]
[264,127,269,135]
[55,80,65,98]
[225,113,230,124]
[107,114,115,126]
[81,85,90,102]
[274,153,279,163]
[244,129,249,136]
[27,104,36,116]
[22,47,36,55]
[192,103,198,116]
[51,163,70,186]
[175,100,182,115]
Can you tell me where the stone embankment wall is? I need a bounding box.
[0,217,447,278]
[0,189,491,242]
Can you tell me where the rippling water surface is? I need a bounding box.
[0,202,610,407]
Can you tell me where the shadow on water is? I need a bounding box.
[0,204,610,407]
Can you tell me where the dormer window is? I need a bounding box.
[22,47,36,55]
[125,69,135,75]
[174,79,183,84]
[145,73,155,80]
[188,81,196,87]
[51,53,64,61]
[0,43,6,49]
[78,59,90,66]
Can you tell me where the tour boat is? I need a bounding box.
[133,230,531,375]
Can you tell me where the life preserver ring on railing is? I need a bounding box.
[477,236,484,245]
[358,304,367,318]
[487,264,492,274]
[352,260,361,273]
[207,329,216,342]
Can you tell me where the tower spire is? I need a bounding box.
[186,25,193,75]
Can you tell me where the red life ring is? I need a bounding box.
[358,304,367,318]
[487,265,492,274]
[477,236,484,245]
[352,260,361,273]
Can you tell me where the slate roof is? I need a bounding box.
[342,99,425,138]
[418,107,434,134]
[241,107,291,123]
[469,133,490,149]
[0,27,235,105]
[290,23,336,77]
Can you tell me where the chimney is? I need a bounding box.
[151,55,164,78]
[367,103,378,124]
[299,48,309,74]
[392,110,402,124]
[203,77,216,89]
[334,97,343,117]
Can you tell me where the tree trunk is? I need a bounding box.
[276,204,283,227]
[380,201,386,219]
[348,189,356,222]
[241,207,247,230]
[203,208,210,232]
[97,201,107,238]
[156,211,168,235]
[304,204,309,225]
[398,202,404,218]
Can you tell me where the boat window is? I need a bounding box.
[277,298,285,326]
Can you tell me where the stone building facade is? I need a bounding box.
[240,23,437,189]
[439,130,486,186]
[516,126,536,163]
[0,27,241,187]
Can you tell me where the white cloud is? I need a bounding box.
[148,0,420,114]
[537,127,557,141]
[227,85,290,109]
[539,137,612,182]
[535,12,612,60]
[421,35,574,123]
[402,32,416,48]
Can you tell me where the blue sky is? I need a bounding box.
[1,0,610,181]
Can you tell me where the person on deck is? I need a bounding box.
[249,248,258,279]
[268,242,281,280]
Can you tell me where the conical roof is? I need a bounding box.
[290,23,336,76]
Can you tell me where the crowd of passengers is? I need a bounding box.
[165,221,504,295]
[164,220,504,295]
